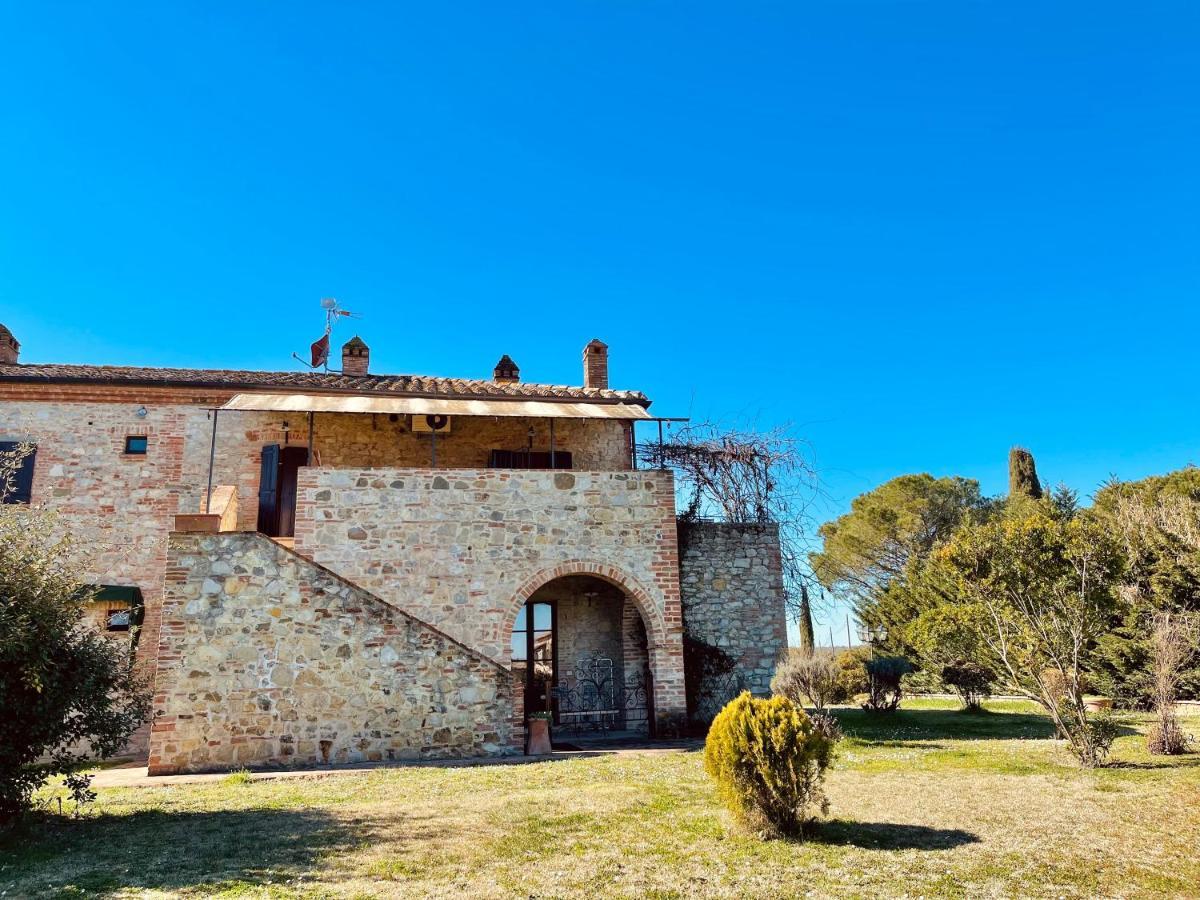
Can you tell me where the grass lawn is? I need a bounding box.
[4,700,1200,898]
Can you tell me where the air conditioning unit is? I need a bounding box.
[411,414,452,434]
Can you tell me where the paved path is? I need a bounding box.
[91,740,701,788]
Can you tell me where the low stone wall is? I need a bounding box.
[150,532,513,774]
[678,522,788,699]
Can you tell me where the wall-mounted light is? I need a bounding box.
[135,406,147,418]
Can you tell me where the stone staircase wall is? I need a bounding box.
[149,531,513,775]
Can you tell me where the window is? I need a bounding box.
[124,435,148,455]
[105,606,132,632]
[0,441,36,504]
[92,586,143,642]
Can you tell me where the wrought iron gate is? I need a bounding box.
[553,655,650,738]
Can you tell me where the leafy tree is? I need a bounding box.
[1089,467,1200,706]
[810,474,991,620]
[1008,447,1043,500]
[0,447,151,822]
[904,603,995,709]
[932,502,1124,766]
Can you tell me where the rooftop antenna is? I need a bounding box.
[292,297,361,372]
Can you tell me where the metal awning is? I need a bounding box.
[219,392,653,420]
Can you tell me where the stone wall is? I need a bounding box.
[293,467,688,726]
[678,522,789,698]
[0,387,633,752]
[150,531,513,774]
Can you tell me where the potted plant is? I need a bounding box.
[526,711,553,755]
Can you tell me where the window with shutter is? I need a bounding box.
[488,449,573,470]
[0,441,36,504]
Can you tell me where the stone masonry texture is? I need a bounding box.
[0,387,629,753]
[2,380,787,763]
[678,522,789,697]
[293,467,688,729]
[150,532,512,774]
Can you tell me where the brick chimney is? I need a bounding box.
[493,354,520,383]
[341,336,369,376]
[0,324,18,365]
[583,338,608,389]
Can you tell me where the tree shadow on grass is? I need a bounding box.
[832,707,1057,743]
[811,819,981,851]
[1104,755,1200,771]
[0,806,445,896]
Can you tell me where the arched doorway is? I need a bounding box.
[511,574,653,740]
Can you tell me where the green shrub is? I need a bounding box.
[941,661,993,710]
[1086,713,1120,764]
[833,647,870,701]
[1,489,151,823]
[703,692,836,838]
[862,655,913,712]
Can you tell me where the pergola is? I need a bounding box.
[202,390,682,513]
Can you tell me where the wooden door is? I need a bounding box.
[256,444,280,534]
[275,446,309,538]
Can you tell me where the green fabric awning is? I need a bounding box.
[92,585,143,605]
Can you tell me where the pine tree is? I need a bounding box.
[1009,447,1043,499]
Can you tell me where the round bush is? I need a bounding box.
[703,692,836,837]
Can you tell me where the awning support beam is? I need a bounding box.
[204,409,219,513]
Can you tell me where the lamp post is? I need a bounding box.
[856,623,888,705]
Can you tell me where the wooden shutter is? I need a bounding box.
[488,449,573,471]
[256,444,281,534]
[0,441,36,504]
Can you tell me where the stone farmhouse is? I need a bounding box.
[0,322,787,774]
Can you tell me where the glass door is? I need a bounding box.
[511,601,556,718]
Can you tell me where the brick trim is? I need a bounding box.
[506,559,669,659]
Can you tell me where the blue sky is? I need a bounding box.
[2,4,1198,633]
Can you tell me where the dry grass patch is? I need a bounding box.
[3,701,1199,898]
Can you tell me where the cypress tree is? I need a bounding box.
[798,582,816,656]
[1009,446,1043,499]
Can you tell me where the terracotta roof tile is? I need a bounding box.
[0,362,650,406]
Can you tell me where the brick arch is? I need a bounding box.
[504,559,668,662]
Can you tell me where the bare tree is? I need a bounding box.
[771,649,841,711]
[1148,612,1198,755]
[639,421,821,620]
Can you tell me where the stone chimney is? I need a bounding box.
[493,354,520,383]
[341,336,369,376]
[583,338,608,389]
[0,324,18,365]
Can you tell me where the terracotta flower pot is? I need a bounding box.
[526,718,552,755]
[1085,697,1113,712]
